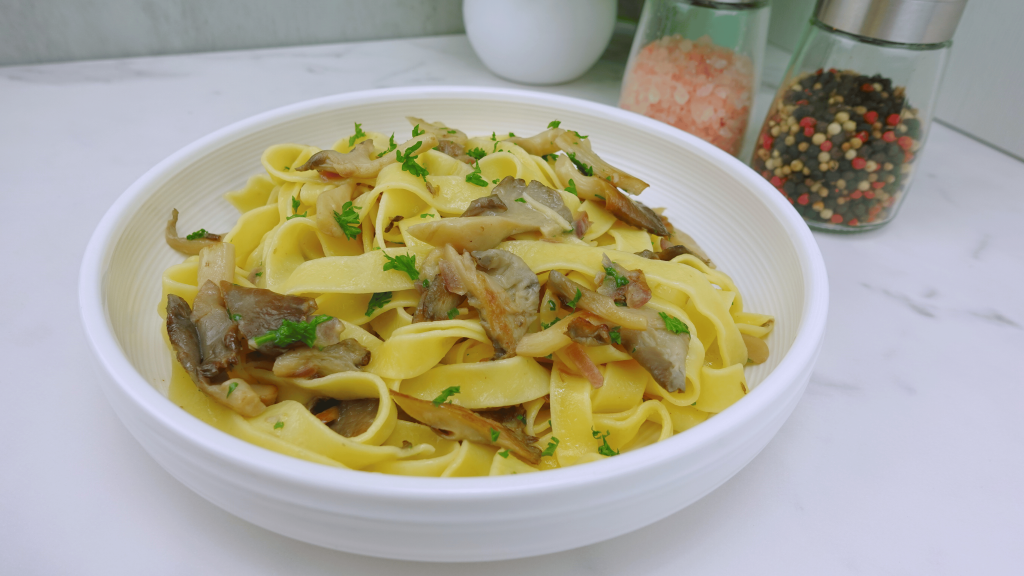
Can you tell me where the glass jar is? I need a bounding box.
[619,0,770,156]
[750,0,966,232]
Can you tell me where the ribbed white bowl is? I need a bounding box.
[79,86,828,562]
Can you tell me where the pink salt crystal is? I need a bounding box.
[620,34,754,155]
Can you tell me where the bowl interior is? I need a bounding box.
[100,88,811,457]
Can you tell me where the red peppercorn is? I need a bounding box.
[762,134,773,149]
[863,111,878,124]
[770,176,783,187]
[864,191,875,199]
[869,205,882,216]
[872,181,885,189]
[797,193,809,205]
[830,214,843,224]
[904,151,915,163]
[848,218,859,226]
[851,157,866,170]
[799,117,816,128]
[761,170,772,179]
[820,141,833,152]
[861,83,874,92]
[898,135,913,151]
[856,131,870,142]
[850,190,863,200]
[882,131,896,142]
[804,126,815,137]
[886,113,900,126]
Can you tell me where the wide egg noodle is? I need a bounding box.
[399,356,550,409]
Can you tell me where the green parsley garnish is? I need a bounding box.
[568,152,594,176]
[274,421,284,430]
[514,197,527,204]
[490,428,499,442]
[376,133,397,158]
[186,229,208,241]
[446,129,457,134]
[541,436,560,457]
[466,147,487,161]
[491,178,500,184]
[548,120,561,129]
[347,122,366,147]
[541,153,558,162]
[382,252,419,281]
[332,201,362,240]
[226,381,238,397]
[283,166,290,170]
[659,312,690,335]
[490,132,497,141]
[466,164,488,187]
[548,300,557,311]
[287,196,307,220]
[253,315,333,348]
[365,292,392,316]
[498,449,510,458]
[422,278,430,288]
[566,287,582,309]
[396,141,429,182]
[286,213,306,221]
[447,308,459,320]
[615,301,627,307]
[610,326,621,345]
[565,179,578,196]
[412,124,425,137]
[593,428,618,456]
[595,194,605,200]
[515,414,527,424]
[229,312,242,322]
[604,265,630,288]
[573,131,589,140]
[541,319,558,330]
[508,132,516,137]
[432,386,460,406]
[420,213,435,218]
[254,271,262,278]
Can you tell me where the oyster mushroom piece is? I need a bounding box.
[659,235,714,268]
[554,155,667,236]
[309,397,381,438]
[191,280,244,381]
[441,245,540,359]
[295,133,438,180]
[595,254,652,309]
[407,176,574,252]
[506,127,565,156]
[390,391,542,465]
[554,130,649,195]
[315,180,357,238]
[619,310,689,393]
[406,117,473,163]
[412,248,465,323]
[564,343,605,388]
[219,281,318,356]
[565,316,611,347]
[742,333,769,364]
[272,339,371,378]
[165,209,221,255]
[545,270,648,330]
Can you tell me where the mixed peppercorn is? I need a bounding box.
[751,69,922,229]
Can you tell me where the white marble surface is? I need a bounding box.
[1,34,1021,574]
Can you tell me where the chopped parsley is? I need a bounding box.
[490,428,499,442]
[490,132,497,141]
[573,131,589,140]
[604,265,629,288]
[568,152,594,177]
[432,386,461,406]
[396,141,429,182]
[253,315,333,348]
[287,196,307,220]
[419,213,435,218]
[412,124,425,137]
[254,271,262,278]
[466,147,487,161]
[547,120,561,129]
[447,308,459,320]
[226,381,238,397]
[615,301,627,307]
[498,449,510,458]
[595,194,605,200]
[515,414,527,424]
[229,312,242,322]
[186,229,208,241]
[376,133,397,158]
[274,421,284,430]
[514,197,527,204]
[566,287,582,309]
[541,436,560,457]
[466,164,488,187]
[593,428,618,456]
[491,178,500,184]
[548,300,556,311]
[422,278,430,288]
[565,179,578,196]
[541,318,558,330]
[446,129,457,134]
[286,213,306,221]
[283,166,290,171]
[610,326,621,345]
[541,153,558,162]
[382,252,419,281]
[365,292,392,316]
[508,132,516,137]
[659,312,690,335]
[332,201,362,240]
[347,122,366,147]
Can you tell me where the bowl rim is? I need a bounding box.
[78,85,828,502]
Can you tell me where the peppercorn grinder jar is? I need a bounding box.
[619,0,770,156]
[750,0,965,232]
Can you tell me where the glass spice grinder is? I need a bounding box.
[750,0,966,232]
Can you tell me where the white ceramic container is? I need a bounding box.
[463,0,617,84]
[79,86,828,562]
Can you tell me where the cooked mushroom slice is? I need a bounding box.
[619,310,689,393]
[295,133,438,180]
[565,343,605,388]
[635,250,658,260]
[407,176,573,252]
[554,130,649,195]
[554,155,616,202]
[572,210,591,239]
[742,333,769,364]
[603,186,670,236]
[309,397,381,438]
[506,128,564,156]
[407,117,473,163]
[191,280,244,380]
[546,270,647,330]
[441,245,539,359]
[165,209,221,255]
[273,339,370,378]
[595,254,652,309]
[390,391,542,465]
[219,281,317,355]
[565,316,611,347]
[659,235,714,268]
[197,242,235,290]
[412,248,465,322]
[315,180,357,238]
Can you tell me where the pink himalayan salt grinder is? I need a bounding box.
[619,0,770,156]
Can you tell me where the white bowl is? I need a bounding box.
[464,0,617,85]
[79,86,828,562]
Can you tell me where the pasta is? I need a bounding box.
[159,117,775,475]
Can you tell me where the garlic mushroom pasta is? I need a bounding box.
[159,118,775,475]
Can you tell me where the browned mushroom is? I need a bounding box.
[565,316,611,347]
[595,254,652,309]
[296,133,438,180]
[545,270,647,330]
[165,209,221,255]
[554,130,649,195]
[619,310,689,393]
[272,339,371,378]
[407,117,473,163]
[219,281,317,355]
[564,343,605,388]
[390,391,542,464]
[506,128,564,156]
[191,281,244,380]
[316,180,357,238]
[658,235,714,268]
[603,186,670,237]
[309,397,381,438]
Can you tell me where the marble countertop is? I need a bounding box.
[1,33,1021,575]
